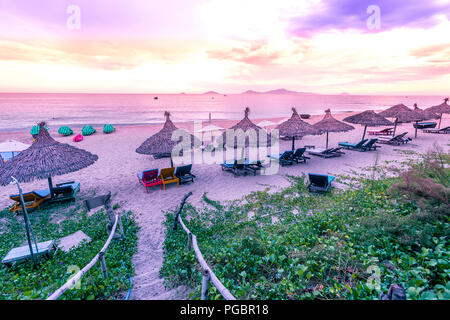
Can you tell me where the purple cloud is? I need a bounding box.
[287,0,450,36]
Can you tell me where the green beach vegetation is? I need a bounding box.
[0,200,138,300]
[161,146,449,300]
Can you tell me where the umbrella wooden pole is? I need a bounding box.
[362,125,368,140]
[439,113,442,129]
[48,176,54,198]
[393,119,398,137]
[292,137,295,151]
[170,155,174,168]
[415,121,419,138]
[12,177,39,265]
[326,132,329,150]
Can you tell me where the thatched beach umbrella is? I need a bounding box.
[343,110,393,140]
[425,98,450,129]
[136,111,200,166]
[379,104,425,137]
[276,108,321,150]
[0,122,98,192]
[313,109,355,149]
[218,107,271,150]
[413,103,439,121]
[412,103,439,138]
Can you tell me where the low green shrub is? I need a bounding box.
[0,202,138,300]
[161,148,450,300]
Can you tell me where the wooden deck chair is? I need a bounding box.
[137,169,162,193]
[9,189,51,213]
[160,167,180,190]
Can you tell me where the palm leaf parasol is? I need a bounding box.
[276,107,321,150]
[413,103,439,121]
[313,109,355,149]
[425,98,450,129]
[379,104,425,137]
[343,110,393,139]
[0,122,98,189]
[218,107,271,149]
[136,112,200,166]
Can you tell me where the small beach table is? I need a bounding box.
[2,240,57,267]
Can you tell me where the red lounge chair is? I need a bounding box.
[368,128,394,136]
[137,169,162,193]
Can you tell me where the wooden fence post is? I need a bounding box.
[99,251,108,280]
[118,215,124,239]
[201,269,210,300]
[173,192,193,230]
[187,233,193,251]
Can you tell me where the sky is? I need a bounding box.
[0,0,449,95]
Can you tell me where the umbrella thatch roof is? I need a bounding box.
[218,107,271,148]
[136,112,200,156]
[276,108,321,138]
[378,104,425,123]
[343,110,393,126]
[0,122,98,186]
[425,98,450,114]
[313,109,355,132]
[413,104,439,120]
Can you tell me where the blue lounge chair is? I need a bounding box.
[267,150,294,166]
[176,164,196,184]
[414,122,437,129]
[292,148,310,164]
[51,181,81,202]
[308,147,345,158]
[221,160,247,176]
[338,139,368,150]
[307,174,335,193]
[360,139,380,151]
[377,132,410,145]
[9,189,51,212]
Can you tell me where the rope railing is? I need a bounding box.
[173,192,236,300]
[47,214,120,300]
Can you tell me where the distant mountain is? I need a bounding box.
[203,91,220,94]
[241,90,263,94]
[241,88,318,95]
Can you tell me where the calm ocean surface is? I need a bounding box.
[0,93,444,132]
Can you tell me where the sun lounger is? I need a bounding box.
[414,122,437,129]
[359,139,380,151]
[160,167,180,190]
[338,139,368,150]
[51,181,81,202]
[368,128,394,136]
[176,164,196,184]
[221,160,247,176]
[267,150,294,166]
[292,148,310,164]
[137,169,162,193]
[2,240,57,267]
[308,147,345,158]
[9,189,51,213]
[423,126,450,134]
[245,160,264,176]
[307,173,335,193]
[377,132,410,145]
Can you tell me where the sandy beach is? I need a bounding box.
[0,112,448,299]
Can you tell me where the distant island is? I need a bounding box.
[203,91,220,95]
[241,88,319,95]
